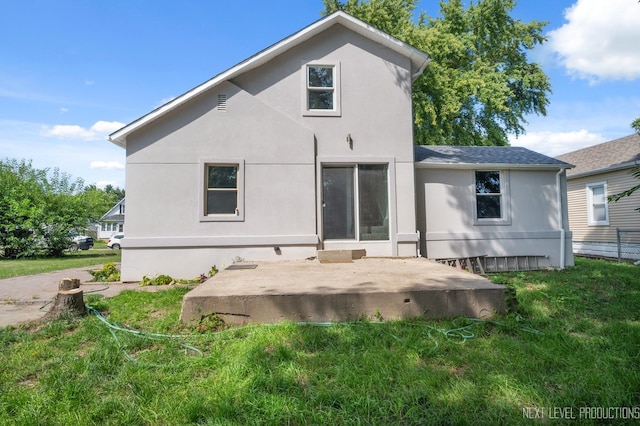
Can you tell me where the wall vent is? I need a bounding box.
[217,94,227,112]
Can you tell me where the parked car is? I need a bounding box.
[70,235,94,251]
[107,233,124,249]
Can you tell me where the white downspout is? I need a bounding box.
[556,168,566,269]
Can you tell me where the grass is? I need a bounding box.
[1,257,639,424]
[0,241,121,279]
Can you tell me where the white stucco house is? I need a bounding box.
[109,11,573,282]
[96,198,125,239]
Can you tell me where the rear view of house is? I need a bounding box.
[109,11,574,281]
[109,12,429,281]
[556,134,640,260]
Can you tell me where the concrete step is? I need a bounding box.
[317,249,366,263]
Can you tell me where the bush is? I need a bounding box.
[89,263,121,282]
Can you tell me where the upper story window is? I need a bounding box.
[200,159,245,222]
[586,181,609,226]
[474,170,511,225]
[303,62,341,116]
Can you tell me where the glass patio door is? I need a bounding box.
[322,164,389,241]
[322,166,355,240]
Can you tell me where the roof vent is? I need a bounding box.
[217,94,227,112]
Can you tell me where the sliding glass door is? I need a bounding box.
[322,164,389,241]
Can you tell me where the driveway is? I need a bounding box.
[0,265,164,328]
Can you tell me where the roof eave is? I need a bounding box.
[566,160,640,179]
[108,11,429,148]
[415,162,574,170]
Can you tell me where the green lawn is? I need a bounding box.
[1,257,639,424]
[0,242,121,279]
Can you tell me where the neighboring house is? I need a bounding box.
[109,11,573,281]
[556,134,640,260]
[97,198,125,239]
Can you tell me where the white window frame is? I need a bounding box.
[473,170,512,226]
[199,159,245,222]
[302,61,341,117]
[586,181,609,226]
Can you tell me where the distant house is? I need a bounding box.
[556,134,640,260]
[108,11,574,281]
[97,198,125,239]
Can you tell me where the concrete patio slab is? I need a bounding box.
[180,257,507,325]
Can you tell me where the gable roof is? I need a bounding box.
[99,198,125,222]
[414,145,573,170]
[555,133,640,178]
[109,11,430,148]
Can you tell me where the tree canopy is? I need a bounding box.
[0,159,124,258]
[322,0,551,146]
[608,118,640,211]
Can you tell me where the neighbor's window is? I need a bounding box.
[201,160,244,221]
[475,171,503,219]
[304,63,340,116]
[586,182,609,226]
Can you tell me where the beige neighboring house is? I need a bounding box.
[109,11,574,281]
[556,133,640,260]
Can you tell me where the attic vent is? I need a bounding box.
[217,94,227,112]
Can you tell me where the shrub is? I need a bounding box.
[89,263,121,282]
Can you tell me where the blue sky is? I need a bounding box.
[1,0,639,189]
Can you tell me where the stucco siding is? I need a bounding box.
[416,167,572,267]
[119,23,422,280]
[567,168,640,244]
[234,24,414,163]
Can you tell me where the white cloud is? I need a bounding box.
[42,120,125,141]
[90,120,124,134]
[549,0,640,82]
[90,161,125,170]
[510,129,606,157]
[95,180,120,189]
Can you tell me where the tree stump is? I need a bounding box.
[43,278,87,320]
[59,278,81,291]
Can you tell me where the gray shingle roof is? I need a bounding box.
[555,133,640,177]
[414,145,572,168]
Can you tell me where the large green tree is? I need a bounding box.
[322,0,551,146]
[0,159,124,258]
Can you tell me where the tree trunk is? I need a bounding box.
[43,279,87,320]
[59,278,81,291]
